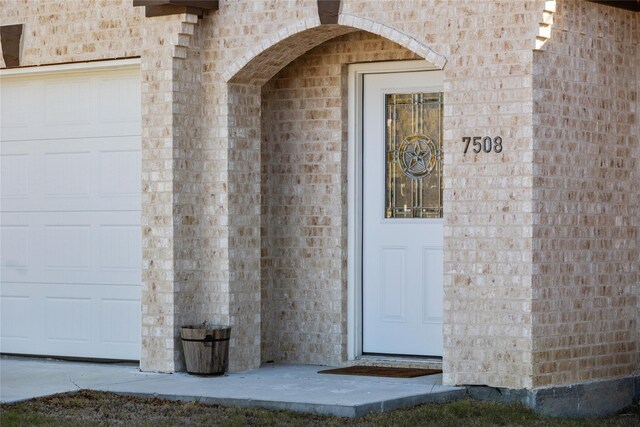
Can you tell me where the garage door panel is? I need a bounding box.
[0,224,29,269]
[1,282,141,359]
[0,295,31,339]
[46,296,92,343]
[99,149,141,197]
[98,75,141,125]
[1,212,140,285]
[44,225,91,270]
[0,154,29,197]
[99,225,141,271]
[1,63,141,360]
[1,137,141,212]
[0,81,30,129]
[43,151,91,197]
[1,70,140,141]
[44,78,92,127]
[100,298,141,345]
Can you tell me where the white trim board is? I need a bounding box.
[0,58,141,78]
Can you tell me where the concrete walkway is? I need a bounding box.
[0,356,465,417]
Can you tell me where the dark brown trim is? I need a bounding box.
[133,0,218,18]
[317,0,341,25]
[143,4,199,17]
[133,0,218,8]
[587,0,640,12]
[1,24,23,68]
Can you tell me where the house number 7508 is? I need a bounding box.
[463,136,503,154]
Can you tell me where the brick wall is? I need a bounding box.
[532,0,639,387]
[0,0,143,67]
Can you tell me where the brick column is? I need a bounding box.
[140,13,202,372]
[226,82,262,371]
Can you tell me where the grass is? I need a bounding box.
[1,390,638,426]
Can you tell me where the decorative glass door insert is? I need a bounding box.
[385,92,443,219]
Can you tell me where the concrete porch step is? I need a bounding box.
[0,357,465,418]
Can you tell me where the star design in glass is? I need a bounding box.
[405,140,430,173]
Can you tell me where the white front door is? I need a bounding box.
[362,70,444,356]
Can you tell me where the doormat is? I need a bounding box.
[318,366,442,378]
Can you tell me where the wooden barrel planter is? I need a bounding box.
[180,325,231,375]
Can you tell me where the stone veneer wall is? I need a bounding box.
[260,31,419,365]
[532,0,639,387]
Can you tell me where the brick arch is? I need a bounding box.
[337,14,447,68]
[224,16,447,85]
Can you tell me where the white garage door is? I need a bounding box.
[0,61,141,360]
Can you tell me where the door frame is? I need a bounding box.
[347,60,441,360]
